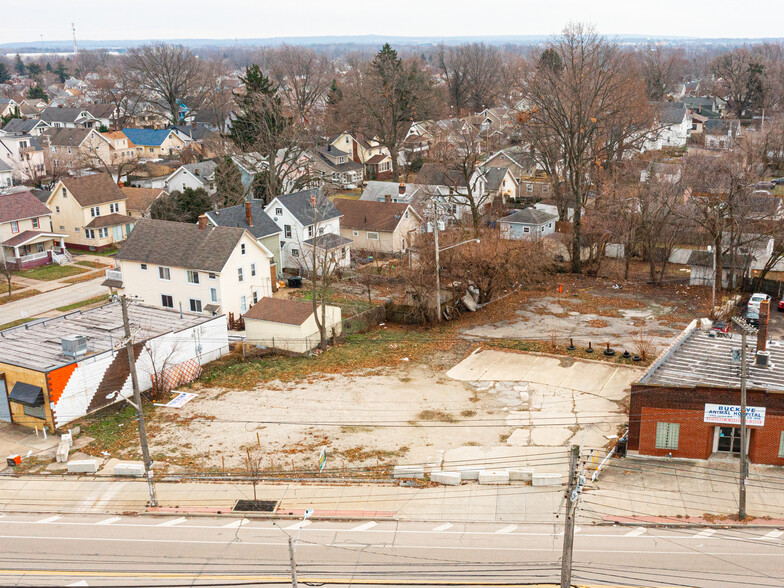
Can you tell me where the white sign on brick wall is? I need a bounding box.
[704,404,766,427]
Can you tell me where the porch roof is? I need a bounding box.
[2,230,67,248]
[85,214,135,229]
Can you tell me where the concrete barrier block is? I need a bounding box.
[60,433,73,448]
[393,465,425,479]
[507,468,534,482]
[114,462,145,477]
[431,471,461,486]
[478,470,510,485]
[532,472,563,486]
[455,466,484,480]
[55,442,70,463]
[67,459,98,473]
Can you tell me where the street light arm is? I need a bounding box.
[439,238,480,253]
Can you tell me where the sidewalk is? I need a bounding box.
[0,276,106,324]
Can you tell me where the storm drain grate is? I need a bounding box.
[233,499,278,512]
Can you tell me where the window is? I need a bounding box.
[291,248,299,257]
[284,225,292,238]
[367,231,379,240]
[543,185,550,193]
[10,221,18,233]
[32,218,39,229]
[62,188,68,197]
[150,147,154,153]
[208,272,216,280]
[352,230,359,237]
[210,288,218,303]
[307,226,313,238]
[526,184,534,193]
[237,267,244,282]
[240,296,247,312]
[779,431,784,458]
[275,207,283,216]
[318,226,325,235]
[241,243,246,255]
[90,206,101,217]
[85,228,94,239]
[250,263,256,277]
[655,422,680,450]
[23,404,46,419]
[161,294,174,308]
[523,227,530,233]
[189,299,202,313]
[186,270,199,284]
[159,266,171,280]
[98,227,108,238]
[109,202,119,213]
[56,206,60,212]
[252,291,259,304]
[59,225,65,230]
[140,263,147,270]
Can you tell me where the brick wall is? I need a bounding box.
[630,384,784,465]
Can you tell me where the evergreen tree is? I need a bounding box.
[538,48,563,74]
[54,62,69,84]
[26,85,49,101]
[175,188,213,223]
[45,61,52,72]
[228,64,286,152]
[215,156,245,207]
[26,63,42,78]
[0,61,9,84]
[326,78,342,107]
[14,54,25,76]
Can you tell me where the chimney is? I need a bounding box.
[327,144,332,152]
[311,194,316,207]
[399,183,406,195]
[384,194,392,203]
[757,299,770,354]
[197,214,207,230]
[245,201,253,227]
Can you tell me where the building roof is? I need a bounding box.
[115,219,248,272]
[273,188,341,226]
[121,128,175,147]
[205,202,281,239]
[243,297,318,326]
[179,160,217,180]
[0,190,52,224]
[103,130,129,142]
[0,160,12,173]
[360,181,426,203]
[302,233,352,250]
[1,118,44,134]
[41,127,93,147]
[39,106,90,124]
[659,103,688,125]
[333,198,414,232]
[121,187,167,213]
[85,213,135,229]
[638,322,784,392]
[499,208,558,226]
[483,166,514,192]
[415,163,467,188]
[315,150,363,172]
[687,250,751,268]
[59,173,126,207]
[365,153,390,165]
[2,230,66,247]
[0,301,214,372]
[170,124,212,141]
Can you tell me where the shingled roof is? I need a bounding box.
[333,198,414,232]
[0,190,52,224]
[273,189,341,226]
[115,219,248,273]
[243,297,318,326]
[59,173,126,207]
[205,202,281,239]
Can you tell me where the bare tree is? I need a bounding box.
[142,337,185,402]
[268,45,333,121]
[126,44,213,125]
[0,257,14,299]
[713,48,768,119]
[638,46,686,101]
[437,43,503,114]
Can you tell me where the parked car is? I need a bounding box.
[745,307,760,328]
[778,298,784,312]
[748,292,771,311]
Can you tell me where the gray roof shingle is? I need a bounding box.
[205,202,281,239]
[499,208,558,226]
[274,189,341,226]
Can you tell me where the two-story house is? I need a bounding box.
[264,188,351,274]
[333,198,421,254]
[39,106,103,129]
[0,134,46,182]
[102,131,137,164]
[46,173,136,250]
[108,218,274,318]
[310,145,363,189]
[329,132,393,181]
[40,127,113,173]
[0,190,68,269]
[164,160,217,195]
[121,187,168,219]
[0,118,50,137]
[122,128,186,159]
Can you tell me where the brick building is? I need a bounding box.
[629,302,784,466]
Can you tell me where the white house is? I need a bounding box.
[0,160,12,189]
[243,297,342,354]
[109,218,275,318]
[264,188,351,274]
[0,134,46,182]
[164,160,218,195]
[499,208,558,239]
[643,103,692,151]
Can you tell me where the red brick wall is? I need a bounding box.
[630,384,784,465]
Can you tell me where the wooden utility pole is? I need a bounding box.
[561,444,580,588]
[288,535,298,587]
[433,200,441,322]
[731,317,754,521]
[120,295,158,507]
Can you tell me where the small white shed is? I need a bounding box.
[243,298,342,354]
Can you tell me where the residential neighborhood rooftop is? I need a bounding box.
[59,173,126,207]
[333,198,414,232]
[243,297,318,326]
[205,202,281,239]
[500,208,558,225]
[0,190,51,223]
[274,188,341,226]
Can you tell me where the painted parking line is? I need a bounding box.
[695,529,716,538]
[222,519,249,529]
[625,527,647,537]
[432,523,453,532]
[157,517,187,527]
[758,530,784,541]
[284,520,311,531]
[496,525,517,534]
[36,515,62,524]
[350,522,378,532]
[95,517,122,526]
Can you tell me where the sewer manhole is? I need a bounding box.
[233,499,277,512]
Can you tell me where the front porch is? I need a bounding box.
[1,231,70,270]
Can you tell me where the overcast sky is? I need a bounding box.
[2,0,782,43]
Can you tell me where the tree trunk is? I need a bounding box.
[570,202,582,273]
[389,145,400,182]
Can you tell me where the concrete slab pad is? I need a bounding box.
[431,471,461,486]
[478,470,510,485]
[505,429,530,446]
[532,472,562,486]
[67,459,99,473]
[530,426,574,446]
[508,468,534,482]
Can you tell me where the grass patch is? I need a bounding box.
[460,409,477,418]
[0,317,35,330]
[199,326,441,389]
[416,410,458,423]
[79,403,154,458]
[75,260,109,269]
[89,247,119,257]
[62,271,103,284]
[57,294,110,313]
[14,264,87,281]
[0,289,41,305]
[485,338,653,366]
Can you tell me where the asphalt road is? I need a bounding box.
[1,513,783,587]
[0,277,105,324]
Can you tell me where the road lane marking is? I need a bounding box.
[758,530,784,541]
[496,525,517,534]
[157,517,187,527]
[67,582,89,586]
[284,520,311,530]
[222,519,249,528]
[350,521,377,532]
[625,527,647,537]
[432,523,453,532]
[95,517,122,526]
[695,529,716,538]
[36,516,62,524]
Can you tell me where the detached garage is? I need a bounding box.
[244,298,342,354]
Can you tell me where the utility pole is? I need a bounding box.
[433,200,441,322]
[561,444,581,588]
[120,295,158,507]
[288,535,298,587]
[731,317,754,521]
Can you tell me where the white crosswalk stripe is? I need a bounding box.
[36,515,62,524]
[284,520,312,531]
[694,528,716,538]
[222,519,249,528]
[432,523,453,532]
[67,582,89,587]
[624,527,647,537]
[157,517,187,527]
[496,525,517,534]
[350,521,377,532]
[758,529,784,541]
[95,517,122,526]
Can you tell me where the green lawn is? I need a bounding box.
[14,264,87,281]
[0,317,35,330]
[0,289,41,305]
[75,260,109,269]
[88,247,119,257]
[57,294,110,313]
